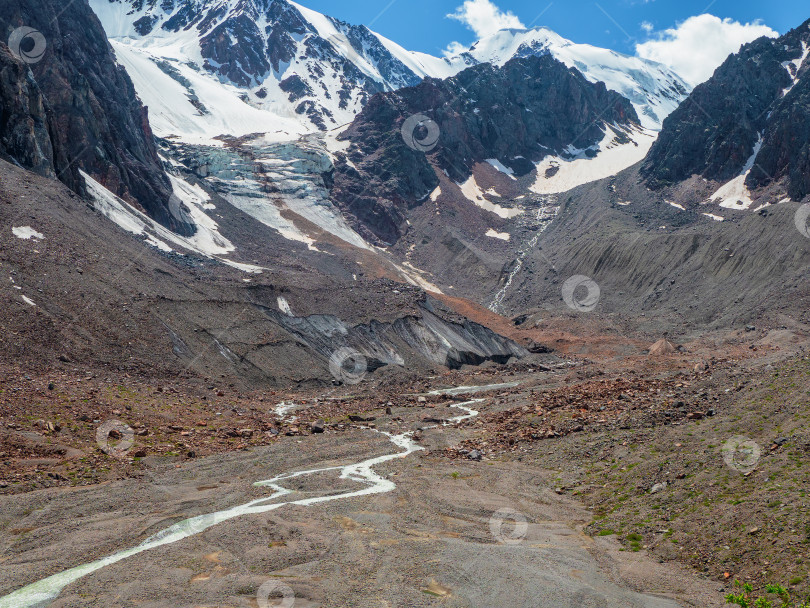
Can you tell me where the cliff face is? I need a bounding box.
[642,18,810,201]
[0,44,54,178]
[0,0,189,234]
[331,55,640,245]
[747,57,810,201]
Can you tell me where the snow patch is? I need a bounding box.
[531,126,656,194]
[485,158,516,179]
[21,295,36,307]
[144,235,172,253]
[12,227,44,241]
[666,201,685,211]
[781,41,809,97]
[82,171,263,274]
[277,296,293,316]
[459,175,522,219]
[485,229,510,241]
[702,213,724,222]
[107,41,308,145]
[396,261,443,294]
[710,134,762,210]
[429,186,442,202]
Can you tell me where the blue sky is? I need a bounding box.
[300,0,803,58]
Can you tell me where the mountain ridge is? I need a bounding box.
[330,54,641,245]
[88,0,690,138]
[642,18,810,207]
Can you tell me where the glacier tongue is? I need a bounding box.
[163,135,371,250]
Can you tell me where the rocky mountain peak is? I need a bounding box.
[442,26,691,130]
[1,0,187,233]
[90,1,690,139]
[90,0,431,131]
[330,54,641,245]
[642,18,810,203]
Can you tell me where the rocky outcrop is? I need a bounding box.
[258,295,527,371]
[331,55,640,244]
[642,18,810,201]
[0,0,186,233]
[747,59,810,201]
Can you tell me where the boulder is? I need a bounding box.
[648,338,676,356]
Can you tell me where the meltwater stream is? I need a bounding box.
[0,384,511,607]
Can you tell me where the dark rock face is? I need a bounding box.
[0,45,54,177]
[331,55,639,244]
[191,1,423,93]
[747,59,810,200]
[0,0,186,233]
[642,18,810,200]
[279,74,314,103]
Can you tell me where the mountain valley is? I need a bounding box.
[1,1,810,606]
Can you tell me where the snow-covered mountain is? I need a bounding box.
[89,0,452,142]
[443,28,691,131]
[80,0,697,289]
[89,0,690,143]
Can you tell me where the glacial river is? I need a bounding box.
[0,383,514,607]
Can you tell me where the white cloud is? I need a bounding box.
[636,14,778,86]
[640,21,654,33]
[443,41,469,58]
[447,0,525,40]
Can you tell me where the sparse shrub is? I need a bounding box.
[725,580,810,607]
